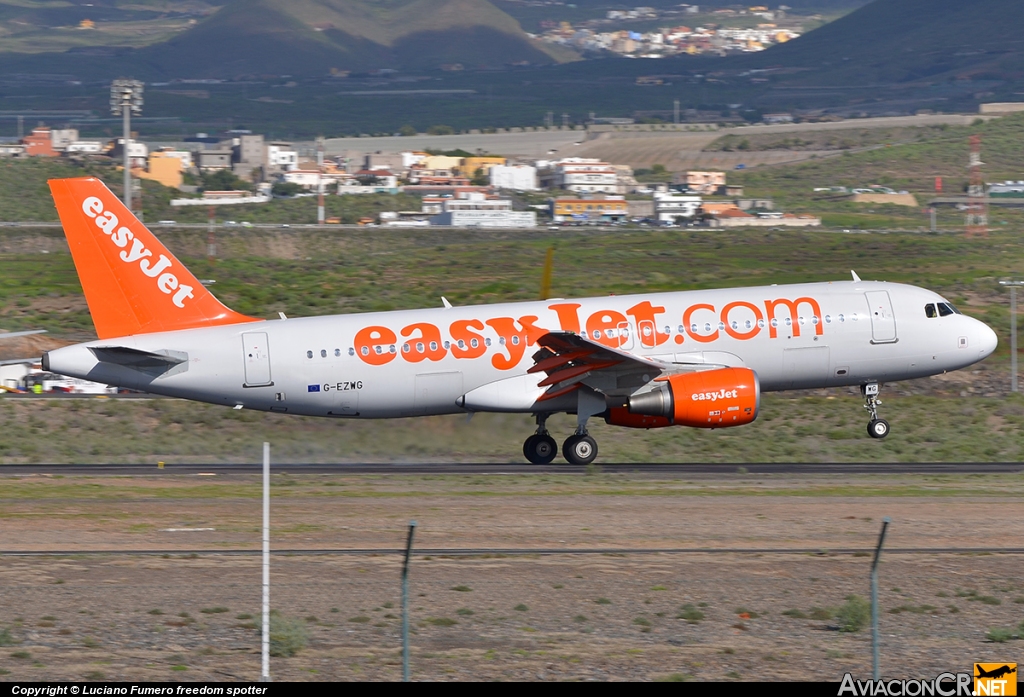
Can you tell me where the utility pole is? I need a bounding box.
[674,99,680,125]
[316,136,325,225]
[966,135,987,237]
[1000,280,1023,393]
[261,442,271,682]
[207,206,216,262]
[17,115,23,140]
[561,113,569,129]
[110,79,144,212]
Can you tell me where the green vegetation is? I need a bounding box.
[595,598,612,605]
[267,612,308,657]
[733,113,1024,223]
[451,585,472,592]
[513,604,528,612]
[836,595,869,633]
[200,607,229,614]
[782,609,808,619]
[426,617,457,627]
[676,604,704,622]
[985,627,1015,643]
[348,616,370,623]
[456,608,474,616]
[0,628,14,646]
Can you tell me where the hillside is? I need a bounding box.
[736,0,1024,87]
[0,0,572,77]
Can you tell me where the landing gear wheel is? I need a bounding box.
[524,434,557,465]
[867,419,890,439]
[562,434,598,466]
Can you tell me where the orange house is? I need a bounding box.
[23,127,57,157]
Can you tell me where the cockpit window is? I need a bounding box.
[937,302,957,317]
[925,304,937,318]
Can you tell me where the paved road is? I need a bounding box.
[0,462,1020,475]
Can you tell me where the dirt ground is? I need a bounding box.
[0,472,1021,682]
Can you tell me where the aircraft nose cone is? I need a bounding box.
[977,320,998,359]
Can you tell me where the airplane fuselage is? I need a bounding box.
[46,280,997,419]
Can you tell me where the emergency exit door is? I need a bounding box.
[242,332,273,386]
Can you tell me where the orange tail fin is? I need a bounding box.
[49,177,259,339]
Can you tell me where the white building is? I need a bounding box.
[267,143,298,171]
[539,157,620,194]
[156,148,193,169]
[490,164,538,191]
[114,138,149,168]
[429,192,536,228]
[282,169,346,192]
[65,141,104,154]
[654,192,702,222]
[50,128,79,151]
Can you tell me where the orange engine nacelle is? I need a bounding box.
[623,367,760,429]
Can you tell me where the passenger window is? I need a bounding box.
[320,349,327,358]
[925,304,937,318]
[306,350,313,359]
[938,303,954,317]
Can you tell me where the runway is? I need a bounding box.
[0,462,1020,475]
[1,547,1022,557]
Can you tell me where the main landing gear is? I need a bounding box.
[523,423,598,466]
[862,382,890,439]
[523,413,558,465]
[524,390,605,466]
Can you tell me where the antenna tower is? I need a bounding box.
[965,135,987,237]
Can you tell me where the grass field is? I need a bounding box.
[1,391,1022,464]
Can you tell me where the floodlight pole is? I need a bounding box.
[261,442,270,682]
[401,520,417,682]
[122,102,131,212]
[871,517,890,681]
[110,79,143,213]
[1002,281,1022,393]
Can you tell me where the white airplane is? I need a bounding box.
[44,178,998,465]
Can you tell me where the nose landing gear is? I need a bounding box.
[862,383,890,439]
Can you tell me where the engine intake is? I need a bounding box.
[626,367,760,429]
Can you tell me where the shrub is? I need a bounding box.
[676,604,704,623]
[456,608,474,616]
[348,616,370,624]
[267,614,308,657]
[595,598,612,605]
[147,609,164,616]
[0,628,14,646]
[986,627,1014,643]
[514,604,528,612]
[782,609,807,618]
[837,596,870,633]
[427,617,457,627]
[451,585,472,592]
[200,607,229,614]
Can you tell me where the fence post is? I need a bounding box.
[402,520,417,682]
[871,517,890,681]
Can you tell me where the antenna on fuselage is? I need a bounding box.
[441,297,453,309]
[851,270,862,283]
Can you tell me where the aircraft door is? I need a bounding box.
[637,319,658,348]
[242,332,273,386]
[864,291,898,343]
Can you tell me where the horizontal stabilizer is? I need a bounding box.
[90,346,187,368]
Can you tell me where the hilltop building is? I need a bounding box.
[539,158,622,194]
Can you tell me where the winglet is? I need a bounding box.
[851,270,862,283]
[49,177,260,339]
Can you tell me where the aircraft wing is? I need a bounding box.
[531,331,715,401]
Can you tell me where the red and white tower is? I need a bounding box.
[965,135,988,237]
